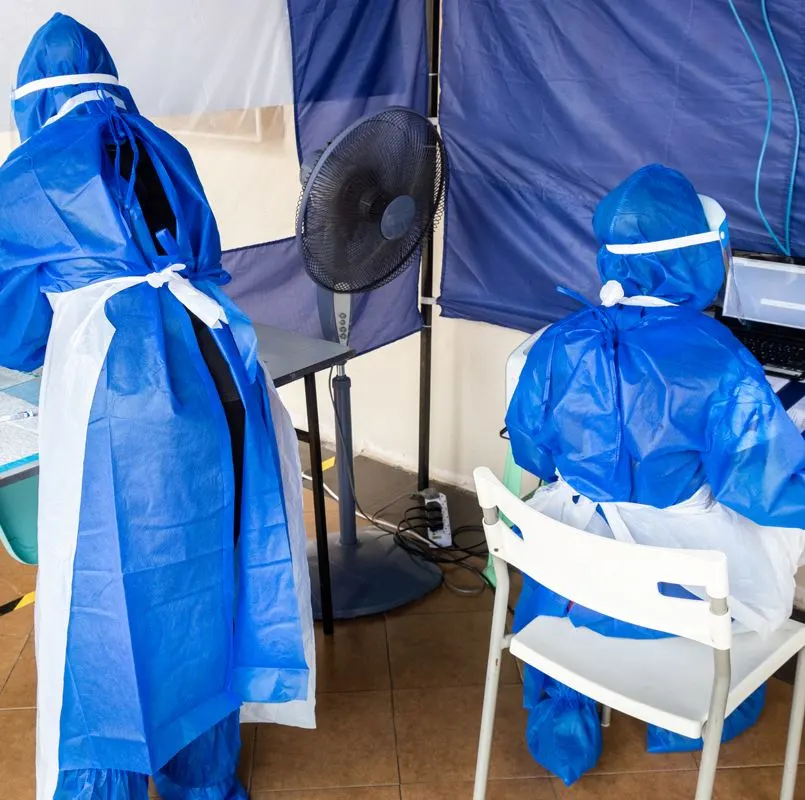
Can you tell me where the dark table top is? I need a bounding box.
[0,324,354,482]
[254,323,355,387]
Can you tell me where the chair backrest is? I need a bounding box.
[474,467,731,650]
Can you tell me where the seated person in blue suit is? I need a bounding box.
[506,163,805,783]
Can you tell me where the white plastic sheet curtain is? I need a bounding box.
[0,0,294,131]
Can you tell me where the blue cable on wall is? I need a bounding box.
[727,0,801,256]
[761,0,801,255]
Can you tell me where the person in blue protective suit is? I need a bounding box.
[0,14,315,800]
[506,163,805,784]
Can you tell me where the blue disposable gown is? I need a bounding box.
[0,14,313,800]
[506,164,805,783]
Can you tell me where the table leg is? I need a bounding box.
[304,373,335,635]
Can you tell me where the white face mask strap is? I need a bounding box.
[605,229,722,256]
[43,90,126,128]
[605,194,729,257]
[12,73,119,101]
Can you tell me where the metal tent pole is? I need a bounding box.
[417,0,442,492]
[332,365,358,546]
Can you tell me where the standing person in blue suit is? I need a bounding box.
[0,14,315,800]
[506,163,805,784]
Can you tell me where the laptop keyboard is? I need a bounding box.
[736,332,805,378]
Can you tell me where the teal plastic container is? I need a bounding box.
[0,475,39,566]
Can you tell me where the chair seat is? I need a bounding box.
[511,615,805,739]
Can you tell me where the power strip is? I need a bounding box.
[418,488,452,548]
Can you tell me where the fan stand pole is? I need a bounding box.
[308,363,442,620]
[417,0,442,492]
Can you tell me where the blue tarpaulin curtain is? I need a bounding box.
[224,0,428,354]
[438,0,805,331]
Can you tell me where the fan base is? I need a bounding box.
[308,528,443,619]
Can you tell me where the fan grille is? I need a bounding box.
[297,107,448,294]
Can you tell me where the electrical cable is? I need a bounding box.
[297,484,514,607]
[727,0,800,256]
[299,470,406,532]
[301,463,494,596]
[727,0,787,253]
[760,0,801,256]
[391,512,491,596]
[307,367,498,597]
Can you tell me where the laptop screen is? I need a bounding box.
[718,250,805,329]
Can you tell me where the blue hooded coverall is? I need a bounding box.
[0,14,314,800]
[506,164,805,783]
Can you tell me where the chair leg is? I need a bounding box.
[695,649,730,800]
[473,561,510,800]
[781,650,805,800]
[601,705,612,728]
[695,723,723,800]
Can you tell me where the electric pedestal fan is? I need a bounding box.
[296,106,448,618]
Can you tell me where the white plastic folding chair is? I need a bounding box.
[472,467,805,800]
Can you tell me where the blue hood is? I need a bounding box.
[13,13,134,141]
[593,164,726,310]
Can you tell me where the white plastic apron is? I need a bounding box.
[527,477,805,639]
[240,379,316,729]
[35,266,314,800]
[522,289,805,637]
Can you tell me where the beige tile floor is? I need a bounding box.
[1,493,804,799]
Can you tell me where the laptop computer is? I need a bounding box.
[715,251,805,381]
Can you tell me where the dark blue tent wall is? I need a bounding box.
[438,0,805,332]
[223,0,428,354]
